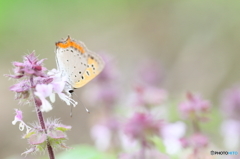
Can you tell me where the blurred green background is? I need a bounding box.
[1,0,240,158]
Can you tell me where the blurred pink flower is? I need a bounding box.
[180,133,208,149]
[221,85,240,120]
[190,133,208,148]
[124,112,163,145]
[161,121,186,154]
[91,116,121,151]
[95,53,119,82]
[179,92,210,118]
[85,83,119,107]
[83,53,120,107]
[91,124,112,151]
[130,85,167,107]
[221,119,240,149]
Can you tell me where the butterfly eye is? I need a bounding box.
[69,90,74,93]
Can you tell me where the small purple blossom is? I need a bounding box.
[35,84,54,112]
[95,53,118,82]
[180,133,208,149]
[10,80,30,99]
[221,85,240,120]
[180,132,209,159]
[130,85,167,108]
[83,53,119,107]
[161,122,186,154]
[178,92,211,158]
[6,52,77,158]
[12,109,32,134]
[221,119,240,149]
[7,52,47,79]
[91,124,112,151]
[190,133,208,148]
[179,92,210,118]
[12,109,23,125]
[91,116,121,151]
[124,112,163,146]
[7,52,77,111]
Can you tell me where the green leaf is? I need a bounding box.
[55,127,71,132]
[151,136,167,154]
[23,131,35,139]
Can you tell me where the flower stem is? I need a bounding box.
[29,76,55,159]
[192,113,200,133]
[139,141,145,159]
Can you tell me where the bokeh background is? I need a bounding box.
[1,0,240,158]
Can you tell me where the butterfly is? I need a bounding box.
[55,36,104,94]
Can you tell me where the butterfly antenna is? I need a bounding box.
[72,92,90,114]
[70,105,73,117]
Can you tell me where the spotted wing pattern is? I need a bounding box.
[55,36,104,89]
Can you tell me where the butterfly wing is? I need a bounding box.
[73,51,105,88]
[56,48,88,86]
[55,36,104,89]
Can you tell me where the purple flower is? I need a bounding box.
[91,124,112,151]
[7,51,47,79]
[179,92,210,118]
[129,85,167,107]
[6,48,81,158]
[221,119,240,149]
[95,53,118,82]
[180,133,208,149]
[91,116,121,151]
[124,112,163,145]
[12,109,23,125]
[7,52,78,112]
[161,122,186,154]
[190,133,208,148]
[83,53,119,107]
[33,69,77,112]
[84,83,119,107]
[10,80,30,99]
[12,109,32,134]
[221,85,240,120]
[34,84,53,112]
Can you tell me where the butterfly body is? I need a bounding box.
[55,36,104,93]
